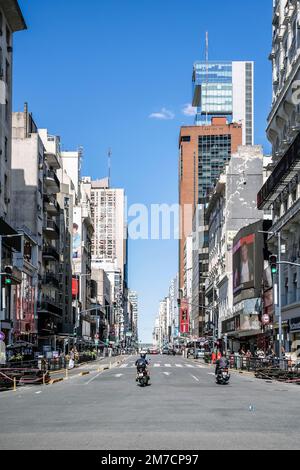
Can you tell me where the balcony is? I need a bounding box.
[268,197,300,237]
[42,273,60,289]
[45,151,62,170]
[257,133,300,210]
[43,195,60,216]
[44,170,60,194]
[38,300,63,318]
[43,219,60,240]
[42,245,59,262]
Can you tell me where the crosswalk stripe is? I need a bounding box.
[185,364,194,368]
[165,364,172,368]
[120,364,128,368]
[175,364,183,368]
[153,364,161,368]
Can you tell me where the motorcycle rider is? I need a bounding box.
[215,352,229,377]
[135,352,150,382]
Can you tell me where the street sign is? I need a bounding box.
[0,332,5,342]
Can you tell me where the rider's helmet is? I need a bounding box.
[140,352,147,359]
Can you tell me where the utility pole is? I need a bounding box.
[205,31,209,125]
[278,231,283,361]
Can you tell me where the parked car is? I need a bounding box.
[162,348,169,355]
[149,348,159,355]
[194,348,206,359]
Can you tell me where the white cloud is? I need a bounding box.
[149,108,175,120]
[182,103,197,117]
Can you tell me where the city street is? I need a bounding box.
[0,355,300,450]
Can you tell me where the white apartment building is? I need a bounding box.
[85,178,127,279]
[258,0,300,360]
[0,1,26,223]
[206,146,265,341]
[128,290,138,342]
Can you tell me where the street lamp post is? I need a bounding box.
[0,233,24,315]
[259,229,292,361]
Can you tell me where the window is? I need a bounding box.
[4,136,8,162]
[181,136,191,143]
[6,26,11,47]
[0,48,3,78]
[5,59,9,85]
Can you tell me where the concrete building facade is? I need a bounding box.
[258,0,300,360]
[206,146,265,343]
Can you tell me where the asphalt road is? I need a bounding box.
[0,354,299,450]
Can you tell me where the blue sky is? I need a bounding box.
[15,0,272,343]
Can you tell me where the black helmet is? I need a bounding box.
[140,352,146,359]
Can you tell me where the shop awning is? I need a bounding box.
[0,219,22,252]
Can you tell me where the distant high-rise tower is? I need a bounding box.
[192,61,254,145]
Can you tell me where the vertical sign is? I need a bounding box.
[180,299,189,334]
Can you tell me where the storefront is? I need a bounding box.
[289,316,300,362]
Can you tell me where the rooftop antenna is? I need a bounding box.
[205,31,209,126]
[108,148,112,188]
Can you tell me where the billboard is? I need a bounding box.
[233,233,255,295]
[72,278,79,298]
[72,209,82,260]
[232,220,268,305]
[180,299,189,334]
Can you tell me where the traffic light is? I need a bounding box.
[269,255,278,275]
[3,266,13,285]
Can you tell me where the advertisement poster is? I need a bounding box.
[72,210,82,260]
[233,233,255,295]
[180,299,189,334]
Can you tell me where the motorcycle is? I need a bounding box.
[137,367,150,387]
[216,368,230,385]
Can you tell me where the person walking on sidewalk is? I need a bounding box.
[69,349,75,370]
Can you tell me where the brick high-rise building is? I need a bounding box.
[179,117,243,292]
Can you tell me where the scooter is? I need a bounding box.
[136,367,150,387]
[216,368,230,385]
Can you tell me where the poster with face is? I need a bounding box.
[72,221,81,260]
[233,233,255,295]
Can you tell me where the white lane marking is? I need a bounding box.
[208,373,215,376]
[175,364,183,368]
[153,364,161,368]
[163,372,171,376]
[35,391,42,395]
[196,364,205,369]
[165,364,172,368]
[85,371,103,385]
[185,364,195,368]
[114,374,123,378]
[191,375,200,382]
[120,364,128,368]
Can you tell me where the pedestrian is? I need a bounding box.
[69,348,75,369]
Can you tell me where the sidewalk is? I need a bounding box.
[48,355,128,383]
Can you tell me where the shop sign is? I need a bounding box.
[290,317,300,333]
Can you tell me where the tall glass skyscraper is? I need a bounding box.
[192,61,254,146]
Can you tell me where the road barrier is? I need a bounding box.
[228,356,299,373]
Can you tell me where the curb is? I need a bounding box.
[49,377,64,385]
[79,371,90,377]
